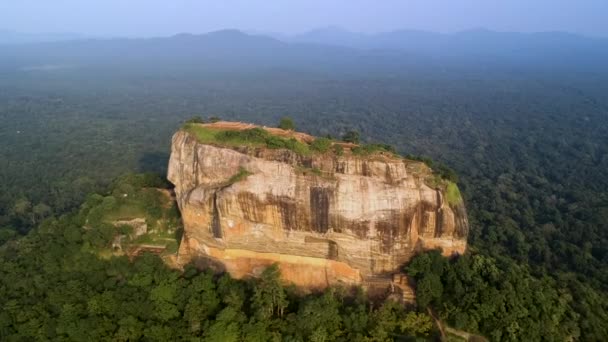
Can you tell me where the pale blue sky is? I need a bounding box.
[1,0,607,37]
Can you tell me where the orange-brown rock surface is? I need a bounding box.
[168,122,468,288]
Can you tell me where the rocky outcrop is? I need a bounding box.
[168,123,468,288]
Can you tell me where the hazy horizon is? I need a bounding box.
[1,26,606,42]
[1,0,607,38]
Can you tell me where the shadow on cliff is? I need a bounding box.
[189,256,227,274]
[138,151,170,175]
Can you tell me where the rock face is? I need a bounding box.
[168,124,468,288]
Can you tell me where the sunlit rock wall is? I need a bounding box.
[168,129,468,288]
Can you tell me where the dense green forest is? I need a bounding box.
[0,175,439,341]
[0,174,586,341]
[1,58,607,340]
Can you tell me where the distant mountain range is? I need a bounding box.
[1,28,607,73]
[286,26,608,60]
[0,29,359,73]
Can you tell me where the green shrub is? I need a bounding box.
[83,193,104,209]
[227,167,253,184]
[310,138,332,153]
[284,138,311,155]
[265,135,288,149]
[215,128,269,144]
[278,117,295,130]
[101,196,118,212]
[373,143,397,154]
[351,144,396,156]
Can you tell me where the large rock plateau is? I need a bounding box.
[168,122,468,288]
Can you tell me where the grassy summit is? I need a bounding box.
[184,123,312,155]
[182,121,398,158]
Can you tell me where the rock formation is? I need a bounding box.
[168,122,468,289]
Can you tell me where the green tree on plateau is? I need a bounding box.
[310,137,332,152]
[185,116,205,124]
[278,116,295,130]
[342,130,360,144]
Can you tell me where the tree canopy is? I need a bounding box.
[278,117,295,131]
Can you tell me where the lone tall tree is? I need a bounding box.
[278,117,295,131]
[252,264,287,320]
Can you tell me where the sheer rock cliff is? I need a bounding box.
[168,123,468,288]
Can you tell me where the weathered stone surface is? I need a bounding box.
[168,125,468,288]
